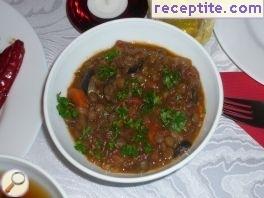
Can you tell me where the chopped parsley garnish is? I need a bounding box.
[162,68,180,89]
[141,91,161,113]
[79,126,92,141]
[131,86,143,97]
[126,119,151,155]
[125,118,146,133]
[56,93,78,119]
[121,145,139,157]
[160,108,187,132]
[116,89,129,101]
[116,78,143,101]
[74,126,92,154]
[93,140,103,160]
[128,78,143,97]
[97,66,117,81]
[133,132,145,143]
[144,143,153,153]
[108,140,116,150]
[74,140,87,154]
[116,107,128,120]
[107,121,121,150]
[105,48,119,62]
[111,121,121,139]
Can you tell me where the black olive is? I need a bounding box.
[81,68,95,94]
[127,61,144,74]
[174,140,192,158]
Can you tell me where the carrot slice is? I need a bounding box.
[68,88,88,108]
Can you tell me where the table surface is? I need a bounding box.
[4,0,264,197]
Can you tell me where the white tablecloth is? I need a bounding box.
[4,0,264,197]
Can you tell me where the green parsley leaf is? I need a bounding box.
[125,119,146,132]
[107,121,122,150]
[141,91,161,113]
[97,66,117,81]
[131,86,143,97]
[79,126,92,141]
[56,93,78,119]
[110,121,121,139]
[74,126,92,154]
[128,78,143,97]
[144,143,153,154]
[162,68,180,89]
[144,91,161,105]
[116,107,128,120]
[126,118,149,148]
[116,89,129,100]
[160,108,187,132]
[89,140,104,160]
[108,140,116,150]
[74,140,87,154]
[133,132,145,143]
[121,145,139,157]
[105,48,119,62]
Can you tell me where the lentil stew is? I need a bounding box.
[56,41,205,173]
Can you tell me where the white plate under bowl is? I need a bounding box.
[215,19,264,85]
[44,18,223,183]
[0,155,66,197]
[0,1,47,156]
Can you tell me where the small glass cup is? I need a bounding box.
[147,0,214,44]
[160,19,215,44]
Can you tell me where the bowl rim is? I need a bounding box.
[0,154,67,197]
[43,18,223,183]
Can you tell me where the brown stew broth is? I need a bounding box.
[64,41,205,173]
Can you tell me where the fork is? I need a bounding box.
[223,97,264,128]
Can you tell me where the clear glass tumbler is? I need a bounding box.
[147,1,215,44]
[160,19,215,44]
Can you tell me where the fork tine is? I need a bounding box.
[224,97,264,128]
[223,111,255,125]
[223,108,253,119]
[224,103,252,115]
[225,97,253,106]
[224,98,251,111]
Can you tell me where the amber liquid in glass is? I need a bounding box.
[161,19,215,44]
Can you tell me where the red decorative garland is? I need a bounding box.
[66,0,148,32]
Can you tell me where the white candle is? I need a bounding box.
[88,0,128,19]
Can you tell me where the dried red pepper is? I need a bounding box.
[0,42,13,76]
[0,40,25,108]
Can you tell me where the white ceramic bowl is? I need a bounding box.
[0,155,66,197]
[44,18,223,183]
